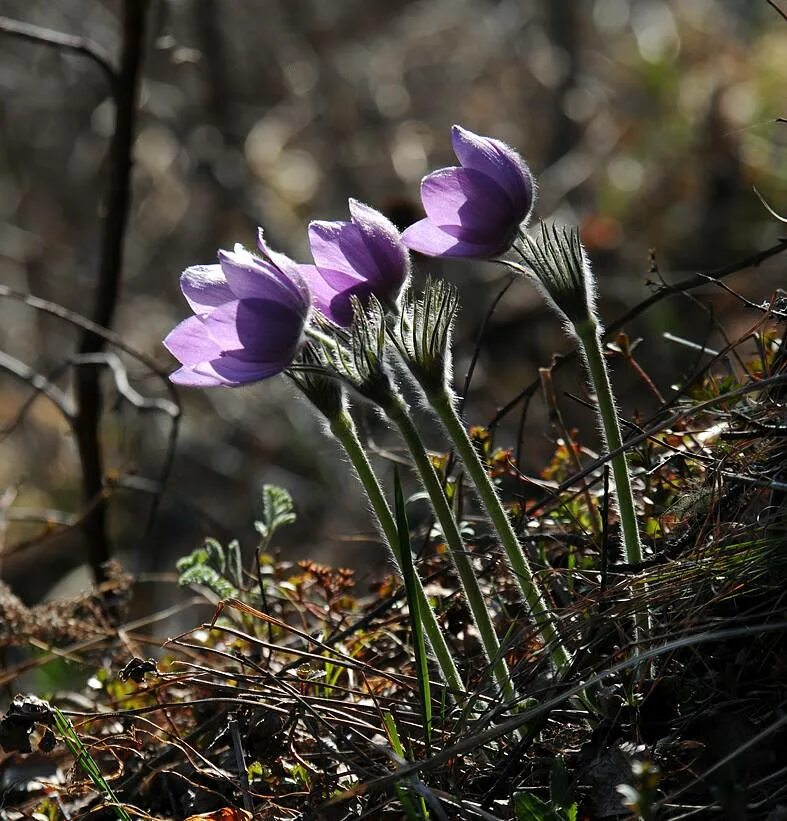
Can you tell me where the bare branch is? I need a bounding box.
[0,350,75,423]
[766,0,787,23]
[487,239,787,429]
[0,14,116,90]
[72,352,179,419]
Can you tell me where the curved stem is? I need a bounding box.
[328,410,465,697]
[575,320,650,648]
[428,388,572,674]
[383,395,517,703]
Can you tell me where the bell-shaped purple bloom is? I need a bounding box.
[401,125,535,259]
[163,243,311,387]
[301,199,410,327]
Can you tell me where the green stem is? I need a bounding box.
[428,388,572,674]
[575,319,650,647]
[328,410,465,697]
[383,395,517,703]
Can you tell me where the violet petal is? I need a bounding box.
[219,246,309,313]
[163,316,222,366]
[169,365,227,387]
[194,354,287,386]
[297,264,342,321]
[348,199,410,292]
[401,219,502,258]
[451,125,533,213]
[256,230,313,308]
[308,221,378,289]
[180,265,234,315]
[204,298,304,363]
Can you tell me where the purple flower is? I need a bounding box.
[163,243,311,387]
[401,125,534,259]
[301,199,410,327]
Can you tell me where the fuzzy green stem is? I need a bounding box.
[382,395,517,703]
[428,388,572,674]
[575,319,650,647]
[328,410,466,697]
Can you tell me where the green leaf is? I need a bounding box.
[255,484,296,548]
[394,467,432,756]
[550,754,572,809]
[226,539,244,588]
[513,791,575,821]
[513,793,554,820]
[176,538,225,576]
[383,711,429,820]
[53,707,131,821]
[177,565,239,600]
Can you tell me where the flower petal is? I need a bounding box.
[219,246,309,314]
[308,220,377,289]
[420,167,514,245]
[297,264,339,318]
[180,265,234,315]
[348,199,410,293]
[163,315,222,366]
[256,230,313,307]
[194,354,287,386]
[169,365,228,387]
[401,218,502,258]
[204,298,305,364]
[298,263,375,326]
[451,125,534,215]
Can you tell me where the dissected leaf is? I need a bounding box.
[176,538,226,576]
[178,565,240,599]
[255,484,296,547]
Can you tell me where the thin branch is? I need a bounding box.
[0,14,116,90]
[524,371,787,520]
[766,0,787,23]
[0,350,76,422]
[0,286,182,554]
[459,275,514,417]
[333,621,787,797]
[72,352,179,418]
[487,239,787,429]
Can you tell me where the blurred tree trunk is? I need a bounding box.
[544,0,581,165]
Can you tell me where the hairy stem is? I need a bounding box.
[328,410,465,698]
[383,395,517,703]
[428,388,572,674]
[575,319,650,647]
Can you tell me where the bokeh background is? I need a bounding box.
[0,0,785,608]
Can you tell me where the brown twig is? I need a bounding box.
[539,366,601,539]
[0,14,116,89]
[766,0,787,23]
[526,372,787,522]
[459,275,514,417]
[488,239,787,430]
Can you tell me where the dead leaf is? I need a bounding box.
[184,809,252,821]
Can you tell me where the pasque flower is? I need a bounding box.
[303,199,410,327]
[164,243,311,387]
[402,125,534,259]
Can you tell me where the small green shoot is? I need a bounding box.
[394,467,432,755]
[255,484,297,551]
[382,710,429,820]
[176,537,243,599]
[52,707,131,821]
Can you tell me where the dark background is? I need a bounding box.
[0,0,784,608]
